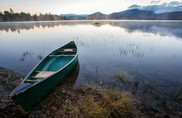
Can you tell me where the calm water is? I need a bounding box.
[0,20,182,91]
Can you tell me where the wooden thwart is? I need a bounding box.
[35,71,54,73]
[31,71,55,79]
[59,51,76,52]
[49,55,75,57]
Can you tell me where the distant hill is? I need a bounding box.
[65,9,182,20]
[156,12,182,20]
[80,12,109,19]
[109,9,155,19]
[60,14,88,19]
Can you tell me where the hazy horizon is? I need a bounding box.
[0,0,182,15]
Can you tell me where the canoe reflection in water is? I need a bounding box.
[59,60,79,86]
[10,41,79,114]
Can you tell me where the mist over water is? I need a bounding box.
[0,20,182,92]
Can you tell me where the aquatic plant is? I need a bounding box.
[118,72,126,81]
[117,72,131,85]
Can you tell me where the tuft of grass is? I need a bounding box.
[117,72,131,85]
[143,81,154,93]
[118,72,126,80]
[63,88,136,117]
[37,86,138,118]
[101,90,136,118]
[134,79,140,88]
[161,95,168,105]
[131,79,140,94]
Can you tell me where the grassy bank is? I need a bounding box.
[0,67,181,117]
[31,86,137,118]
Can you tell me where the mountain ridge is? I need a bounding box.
[60,14,88,19]
[64,9,182,20]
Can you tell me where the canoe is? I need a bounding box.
[10,41,78,114]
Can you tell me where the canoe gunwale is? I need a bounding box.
[10,41,78,97]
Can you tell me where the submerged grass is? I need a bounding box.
[117,72,131,85]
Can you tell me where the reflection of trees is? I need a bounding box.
[0,22,63,33]
[0,21,97,33]
[1,21,182,39]
[106,21,182,39]
[54,21,182,39]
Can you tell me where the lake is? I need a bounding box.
[0,20,182,92]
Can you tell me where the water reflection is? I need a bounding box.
[108,21,182,39]
[0,20,182,95]
[1,20,182,39]
[0,21,62,33]
[60,61,80,86]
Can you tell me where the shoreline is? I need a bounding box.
[0,67,25,117]
[0,66,181,117]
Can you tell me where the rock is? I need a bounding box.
[163,114,170,118]
[100,81,103,85]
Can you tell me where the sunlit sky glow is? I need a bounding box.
[0,0,180,14]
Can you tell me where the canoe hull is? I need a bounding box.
[11,55,78,114]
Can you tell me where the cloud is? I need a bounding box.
[167,1,182,6]
[128,1,182,13]
[150,0,161,4]
[128,5,141,9]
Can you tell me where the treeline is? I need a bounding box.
[0,8,65,22]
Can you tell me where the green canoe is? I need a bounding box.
[10,41,78,114]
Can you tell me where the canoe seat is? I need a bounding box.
[64,49,73,51]
[31,71,55,79]
[59,51,76,52]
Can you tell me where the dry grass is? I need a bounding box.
[60,88,136,118]
[34,86,137,118]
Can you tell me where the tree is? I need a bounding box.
[10,8,14,14]
[0,9,65,22]
[3,11,11,21]
[0,11,3,21]
[33,14,38,21]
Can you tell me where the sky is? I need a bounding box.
[0,0,181,14]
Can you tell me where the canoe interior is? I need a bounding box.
[25,42,77,83]
[35,56,74,71]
